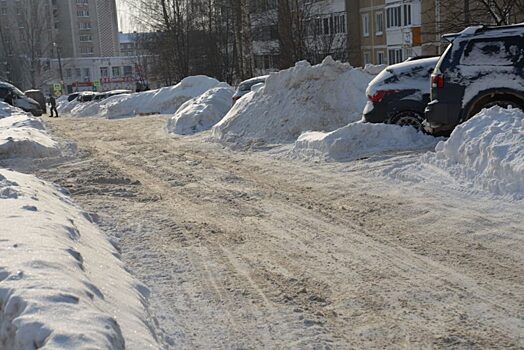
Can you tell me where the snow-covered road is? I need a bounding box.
[36,115,523,349]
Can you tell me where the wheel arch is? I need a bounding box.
[462,88,524,122]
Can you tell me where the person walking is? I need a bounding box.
[49,95,58,118]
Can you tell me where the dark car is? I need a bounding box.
[25,89,47,114]
[363,57,439,130]
[232,75,268,103]
[67,93,80,102]
[425,24,524,134]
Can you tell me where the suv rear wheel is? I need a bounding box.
[391,111,424,131]
[466,94,524,120]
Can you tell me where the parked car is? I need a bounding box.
[77,92,96,103]
[363,57,439,130]
[93,89,132,102]
[67,92,80,102]
[0,81,43,116]
[232,75,269,103]
[25,89,46,114]
[425,24,524,134]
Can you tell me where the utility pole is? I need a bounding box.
[53,42,64,94]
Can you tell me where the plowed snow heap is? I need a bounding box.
[211,57,383,147]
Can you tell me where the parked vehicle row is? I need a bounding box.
[0,81,43,116]
[364,23,523,134]
[73,89,132,103]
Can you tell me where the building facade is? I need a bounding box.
[384,0,422,63]
[355,0,388,65]
[52,0,120,58]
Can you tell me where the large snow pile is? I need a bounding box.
[166,84,234,135]
[0,169,159,349]
[290,121,439,161]
[0,101,25,118]
[0,106,61,161]
[211,57,382,147]
[64,76,221,119]
[423,106,524,199]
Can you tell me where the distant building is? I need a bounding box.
[52,0,121,58]
[384,0,422,63]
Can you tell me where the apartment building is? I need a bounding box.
[250,0,349,75]
[53,0,121,58]
[350,0,387,66]
[384,0,422,63]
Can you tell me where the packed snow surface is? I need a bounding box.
[290,121,439,161]
[0,169,159,349]
[167,85,234,135]
[60,76,221,119]
[0,105,61,161]
[212,57,383,146]
[423,107,524,199]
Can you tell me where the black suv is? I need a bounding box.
[425,24,524,134]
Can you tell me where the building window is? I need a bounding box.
[377,51,385,64]
[75,68,81,78]
[388,48,403,64]
[375,12,383,35]
[83,68,90,80]
[334,14,346,34]
[79,34,92,42]
[65,68,72,78]
[76,0,89,3]
[77,10,89,17]
[123,66,133,76]
[364,52,371,64]
[79,22,91,30]
[403,4,412,26]
[112,66,121,77]
[386,6,401,28]
[100,67,109,77]
[323,18,329,35]
[362,13,369,37]
[80,46,94,55]
[0,8,7,15]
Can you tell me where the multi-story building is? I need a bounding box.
[348,0,387,66]
[52,0,121,58]
[384,0,422,63]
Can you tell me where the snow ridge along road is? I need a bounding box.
[38,115,523,349]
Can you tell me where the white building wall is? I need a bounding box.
[385,0,422,63]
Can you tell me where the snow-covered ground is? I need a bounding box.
[0,105,160,349]
[167,84,234,135]
[211,57,383,147]
[59,76,221,119]
[289,121,440,161]
[0,103,61,163]
[385,107,523,200]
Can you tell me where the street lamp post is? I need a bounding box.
[53,42,64,94]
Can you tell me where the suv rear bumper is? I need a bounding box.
[424,99,460,133]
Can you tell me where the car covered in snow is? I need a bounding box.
[363,57,439,130]
[425,24,524,134]
[0,81,43,116]
[232,75,268,103]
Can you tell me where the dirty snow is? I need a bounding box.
[61,76,221,119]
[167,85,234,135]
[290,121,439,161]
[0,106,61,161]
[0,169,159,349]
[211,57,383,147]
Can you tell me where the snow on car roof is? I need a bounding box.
[386,57,439,76]
[240,75,269,85]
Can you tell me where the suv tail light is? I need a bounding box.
[431,73,444,88]
[368,90,399,103]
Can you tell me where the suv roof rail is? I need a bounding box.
[442,22,524,42]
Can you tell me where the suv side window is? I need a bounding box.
[461,36,523,66]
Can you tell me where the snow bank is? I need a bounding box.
[423,107,524,199]
[290,121,439,161]
[166,85,234,135]
[0,169,159,349]
[0,110,61,161]
[212,57,383,147]
[65,76,220,119]
[0,102,25,118]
